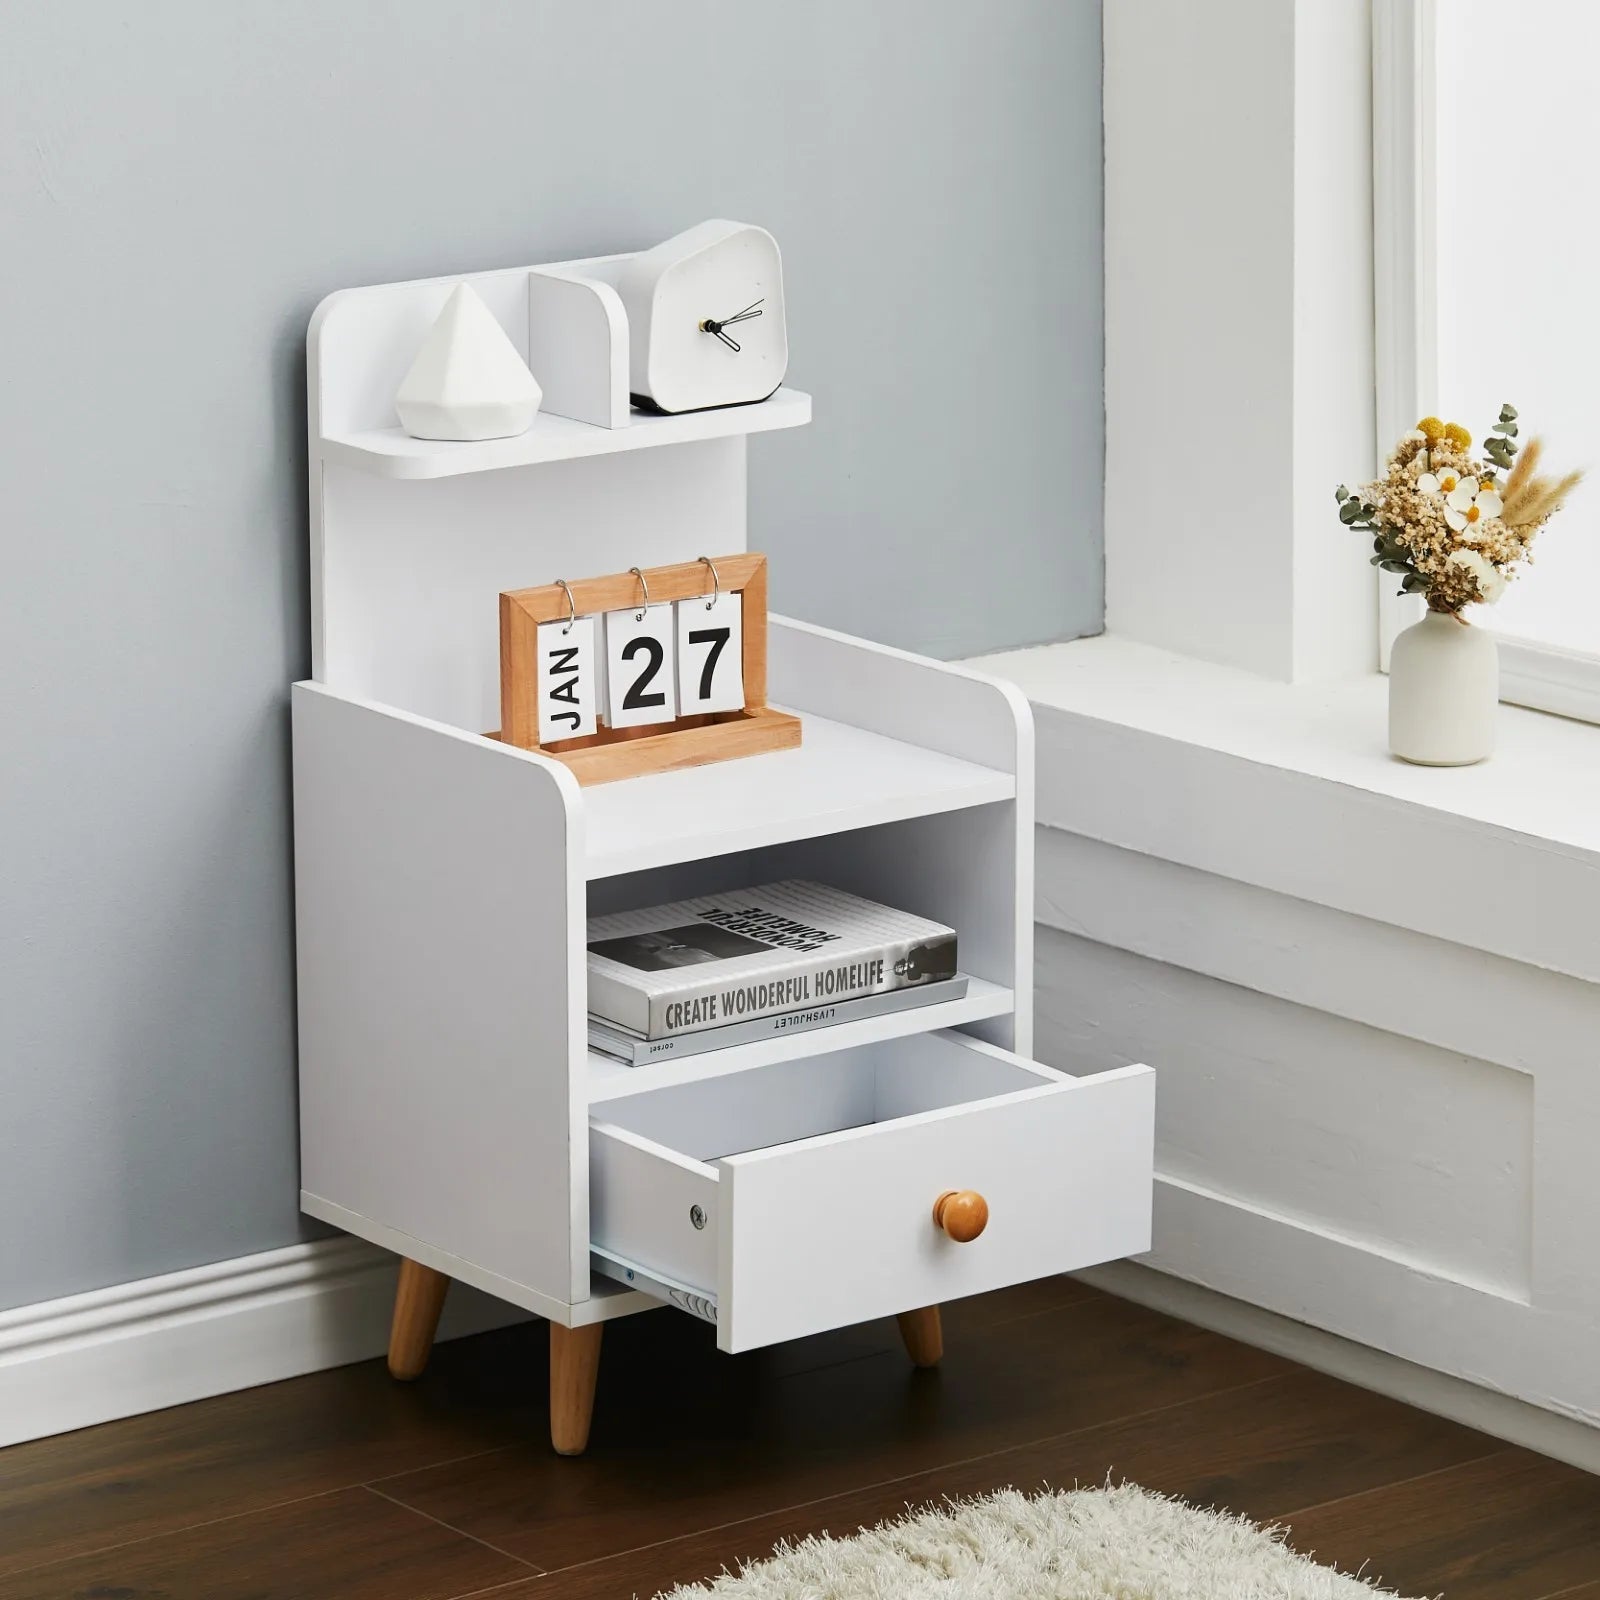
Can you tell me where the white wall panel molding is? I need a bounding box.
[1035,828,1600,1080]
[1037,925,1537,1302]
[1032,834,1600,1428]
[1038,924,1600,1424]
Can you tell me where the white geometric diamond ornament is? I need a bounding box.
[394,283,542,441]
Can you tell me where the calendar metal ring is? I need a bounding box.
[629,566,650,621]
[556,579,577,633]
[697,555,721,610]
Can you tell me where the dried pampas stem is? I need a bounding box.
[1500,434,1542,507]
[1506,468,1584,529]
[1510,467,1587,531]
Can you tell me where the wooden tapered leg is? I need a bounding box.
[896,1305,944,1368]
[387,1258,451,1381]
[549,1321,604,1456]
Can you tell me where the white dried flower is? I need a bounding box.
[1418,464,1469,498]
[1444,480,1504,538]
[1446,547,1507,603]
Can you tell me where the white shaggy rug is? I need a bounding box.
[657,1484,1425,1599]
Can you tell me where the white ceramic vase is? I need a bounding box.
[1388,609,1498,765]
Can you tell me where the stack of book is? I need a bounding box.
[587,879,964,1066]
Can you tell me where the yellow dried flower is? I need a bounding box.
[1416,416,1447,442]
[1444,422,1472,450]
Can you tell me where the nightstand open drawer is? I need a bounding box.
[589,1029,1154,1352]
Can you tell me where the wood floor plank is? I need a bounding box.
[1281,1449,1600,1599]
[0,1275,1094,1578]
[5,1272,1581,1600]
[471,1367,1501,1599]
[376,1284,1293,1570]
[0,1320,548,1577]
[1,1485,534,1600]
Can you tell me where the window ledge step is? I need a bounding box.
[969,635,1600,983]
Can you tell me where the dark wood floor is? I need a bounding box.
[4,1279,1599,1599]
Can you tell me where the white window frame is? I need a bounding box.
[1372,0,1600,723]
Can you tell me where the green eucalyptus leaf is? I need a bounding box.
[1335,485,1349,502]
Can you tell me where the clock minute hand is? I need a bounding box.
[699,298,764,352]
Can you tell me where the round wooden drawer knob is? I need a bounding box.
[933,1189,989,1243]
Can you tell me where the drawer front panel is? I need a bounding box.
[718,1056,1153,1352]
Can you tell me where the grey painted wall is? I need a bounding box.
[0,1,1102,1311]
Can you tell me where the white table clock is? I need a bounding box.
[617,219,789,414]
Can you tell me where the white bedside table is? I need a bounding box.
[291,252,1155,1455]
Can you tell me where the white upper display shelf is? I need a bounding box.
[308,249,810,480]
[323,387,811,480]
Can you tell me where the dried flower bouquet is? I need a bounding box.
[1336,406,1581,615]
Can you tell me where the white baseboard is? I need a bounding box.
[1081,1261,1600,1476]
[0,1237,530,1449]
[10,1239,1592,1468]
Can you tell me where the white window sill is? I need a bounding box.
[969,635,1600,984]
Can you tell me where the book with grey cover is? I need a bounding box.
[587,879,958,1039]
[588,976,970,1065]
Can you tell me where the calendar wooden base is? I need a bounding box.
[544,707,801,786]
[485,707,801,786]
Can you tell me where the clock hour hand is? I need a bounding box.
[699,299,764,352]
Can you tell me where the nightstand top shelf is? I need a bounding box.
[320,387,811,480]
[582,711,1015,878]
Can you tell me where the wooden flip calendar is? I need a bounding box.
[498,553,801,785]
